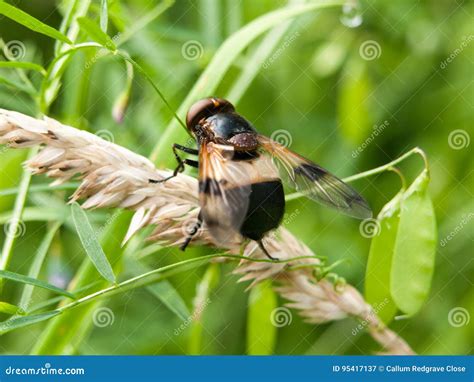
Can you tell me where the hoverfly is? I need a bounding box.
[151,97,371,259]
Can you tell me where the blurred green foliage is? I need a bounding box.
[0,0,472,355]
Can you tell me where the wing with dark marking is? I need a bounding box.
[258,135,372,219]
[198,142,280,244]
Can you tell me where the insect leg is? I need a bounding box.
[257,240,277,261]
[174,143,198,155]
[149,143,199,183]
[180,210,203,251]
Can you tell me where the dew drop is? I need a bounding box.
[340,3,363,28]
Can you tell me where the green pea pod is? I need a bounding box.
[391,169,437,316]
[365,191,403,324]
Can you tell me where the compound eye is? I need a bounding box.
[186,98,234,131]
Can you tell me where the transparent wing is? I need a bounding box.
[258,135,372,219]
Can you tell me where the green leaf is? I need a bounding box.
[77,17,116,50]
[338,57,373,145]
[391,170,437,316]
[0,270,74,299]
[365,191,402,324]
[0,61,46,75]
[0,311,60,335]
[70,202,116,283]
[100,0,108,32]
[0,2,72,44]
[0,301,25,315]
[125,258,190,320]
[246,280,277,355]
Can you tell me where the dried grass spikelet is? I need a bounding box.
[0,109,414,355]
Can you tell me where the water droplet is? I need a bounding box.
[340,3,363,28]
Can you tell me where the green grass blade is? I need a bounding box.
[0,301,25,315]
[0,148,36,274]
[100,0,108,32]
[246,280,277,355]
[0,311,60,335]
[77,17,116,50]
[150,0,345,166]
[125,257,191,320]
[18,222,62,311]
[0,75,36,94]
[0,270,74,298]
[0,182,79,196]
[0,2,72,44]
[70,202,116,283]
[391,170,437,316]
[0,61,46,75]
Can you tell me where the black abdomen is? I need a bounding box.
[240,180,285,241]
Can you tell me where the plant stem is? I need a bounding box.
[286,147,429,202]
[0,149,36,274]
[46,254,316,314]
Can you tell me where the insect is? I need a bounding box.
[150,97,372,259]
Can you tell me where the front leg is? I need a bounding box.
[149,143,198,184]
